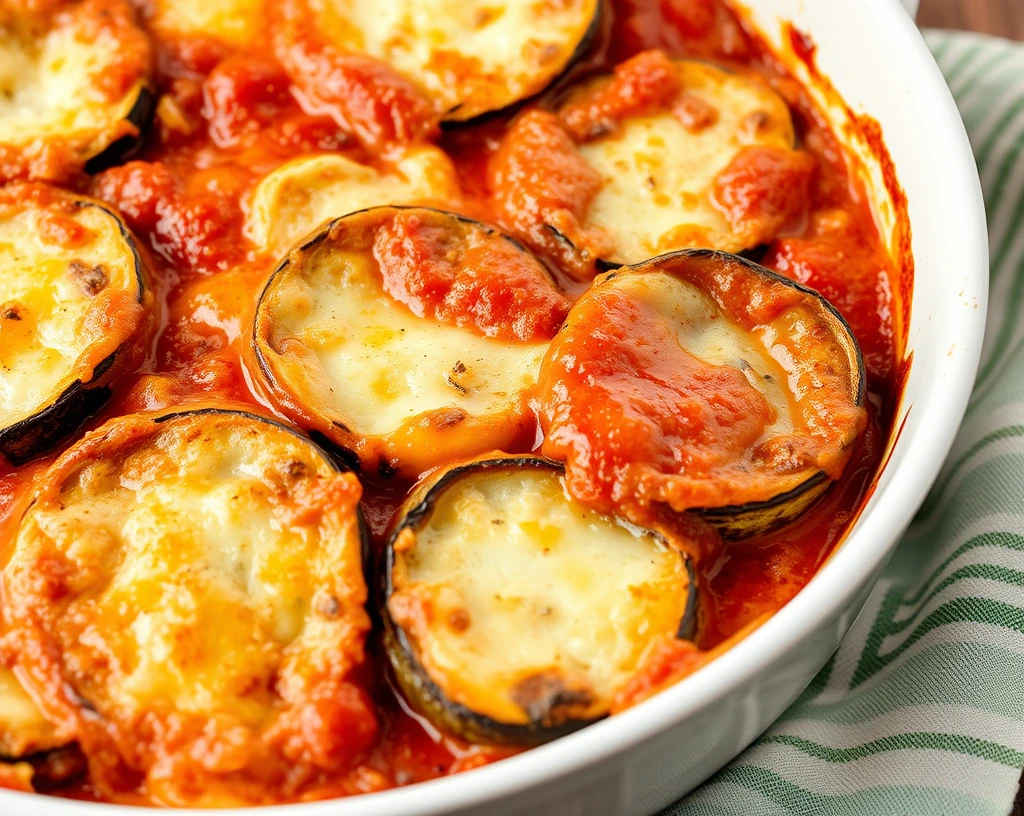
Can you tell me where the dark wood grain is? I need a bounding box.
[918,0,1024,40]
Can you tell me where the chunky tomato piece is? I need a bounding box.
[271,0,437,152]
[560,50,681,140]
[374,210,570,342]
[489,111,610,280]
[202,57,292,148]
[539,284,776,517]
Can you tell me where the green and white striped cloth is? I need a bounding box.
[668,31,1024,816]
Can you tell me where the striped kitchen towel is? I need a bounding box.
[669,31,1024,816]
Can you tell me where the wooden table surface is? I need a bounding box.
[918,0,1024,40]
[917,2,1024,814]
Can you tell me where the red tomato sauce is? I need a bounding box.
[0,0,907,804]
[374,209,570,342]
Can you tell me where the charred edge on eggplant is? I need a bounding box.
[83,85,157,174]
[0,744,88,793]
[381,455,698,745]
[0,201,147,466]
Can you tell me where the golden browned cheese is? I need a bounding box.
[0,183,151,461]
[2,409,374,806]
[385,458,695,743]
[0,0,152,183]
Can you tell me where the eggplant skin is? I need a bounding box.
[83,85,157,174]
[0,198,148,466]
[0,352,118,467]
[381,458,597,746]
[0,745,88,794]
[381,455,698,746]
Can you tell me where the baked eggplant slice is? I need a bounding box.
[247,148,461,257]
[538,249,867,538]
[252,206,569,478]
[383,456,698,745]
[0,0,154,181]
[305,0,600,123]
[1,407,375,806]
[490,52,813,272]
[0,184,150,465]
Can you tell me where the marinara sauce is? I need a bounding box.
[0,0,906,802]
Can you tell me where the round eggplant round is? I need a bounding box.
[251,206,570,478]
[491,53,811,273]
[294,0,601,124]
[537,248,867,539]
[382,456,698,746]
[0,406,373,806]
[247,148,461,257]
[0,0,154,181]
[0,184,152,465]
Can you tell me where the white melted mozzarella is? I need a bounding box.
[272,249,547,438]
[579,62,794,264]
[311,0,597,119]
[397,467,690,724]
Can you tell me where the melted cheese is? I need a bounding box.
[149,0,263,46]
[3,411,369,804]
[391,465,690,725]
[617,271,795,437]
[0,7,146,153]
[578,62,794,264]
[248,149,460,256]
[257,225,550,475]
[313,0,598,120]
[0,196,141,428]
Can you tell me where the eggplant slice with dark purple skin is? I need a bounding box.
[251,206,565,479]
[537,249,867,540]
[501,58,806,272]
[0,184,151,465]
[0,406,372,805]
[0,0,155,180]
[382,456,698,746]
[312,0,601,124]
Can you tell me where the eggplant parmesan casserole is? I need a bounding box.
[0,0,908,806]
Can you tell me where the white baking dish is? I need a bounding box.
[0,0,986,813]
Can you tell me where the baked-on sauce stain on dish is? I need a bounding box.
[0,0,908,805]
